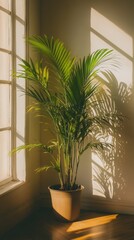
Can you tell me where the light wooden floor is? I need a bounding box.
[3,208,134,240]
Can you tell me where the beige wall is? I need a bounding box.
[40,0,134,213]
[0,0,41,236]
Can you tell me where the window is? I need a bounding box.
[0,0,26,187]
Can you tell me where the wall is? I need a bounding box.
[40,0,134,214]
[0,0,41,236]
[1,2,133,233]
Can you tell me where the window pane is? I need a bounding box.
[0,52,11,80]
[16,137,25,181]
[0,131,11,181]
[16,20,25,58]
[0,84,11,128]
[16,0,25,21]
[0,10,11,50]
[16,58,25,88]
[16,86,25,138]
[0,0,11,10]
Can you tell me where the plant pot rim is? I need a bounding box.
[48,184,84,193]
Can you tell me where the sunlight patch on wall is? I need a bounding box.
[91,8,133,58]
[90,8,133,199]
[92,152,114,199]
[90,8,133,86]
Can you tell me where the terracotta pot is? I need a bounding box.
[48,184,84,222]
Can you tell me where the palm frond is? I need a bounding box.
[35,165,53,173]
[28,35,75,84]
[80,142,113,155]
[11,143,54,154]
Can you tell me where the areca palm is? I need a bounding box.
[15,35,118,190]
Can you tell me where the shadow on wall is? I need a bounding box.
[91,72,133,201]
[89,3,134,203]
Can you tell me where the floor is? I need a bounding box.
[2,208,134,240]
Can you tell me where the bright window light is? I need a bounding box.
[0,0,26,186]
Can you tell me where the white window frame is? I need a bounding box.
[0,0,27,189]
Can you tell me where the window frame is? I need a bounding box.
[0,0,27,187]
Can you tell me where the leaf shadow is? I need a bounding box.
[91,72,133,201]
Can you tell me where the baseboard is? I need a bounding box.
[81,195,134,215]
[40,192,134,215]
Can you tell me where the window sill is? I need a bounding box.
[0,180,25,197]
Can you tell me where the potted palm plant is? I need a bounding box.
[15,35,118,221]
